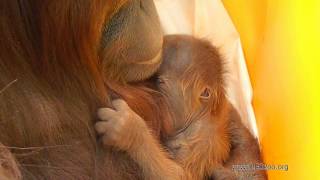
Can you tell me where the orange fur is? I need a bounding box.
[96,35,267,180]
[0,0,164,179]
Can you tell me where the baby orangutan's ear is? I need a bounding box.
[200,87,212,101]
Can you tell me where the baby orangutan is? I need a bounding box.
[95,35,267,180]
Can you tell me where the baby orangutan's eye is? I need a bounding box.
[156,76,168,85]
[157,77,165,84]
[200,87,211,100]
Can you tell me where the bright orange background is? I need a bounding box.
[222,0,320,179]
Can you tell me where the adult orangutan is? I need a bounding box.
[0,0,166,179]
[95,35,267,180]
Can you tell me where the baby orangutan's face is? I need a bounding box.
[156,53,212,138]
[156,35,226,139]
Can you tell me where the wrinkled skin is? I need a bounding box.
[101,0,163,82]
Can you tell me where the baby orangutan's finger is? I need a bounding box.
[95,121,111,135]
[111,99,129,112]
[97,108,117,121]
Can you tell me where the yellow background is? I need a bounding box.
[222,0,320,179]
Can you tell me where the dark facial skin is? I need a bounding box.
[101,0,163,82]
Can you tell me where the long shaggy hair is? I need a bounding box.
[0,0,164,179]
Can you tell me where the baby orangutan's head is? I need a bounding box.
[156,35,227,137]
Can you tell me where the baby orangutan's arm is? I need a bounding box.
[211,105,267,180]
[95,99,188,180]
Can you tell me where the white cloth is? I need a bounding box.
[154,0,259,137]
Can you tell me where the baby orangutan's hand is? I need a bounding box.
[95,99,147,151]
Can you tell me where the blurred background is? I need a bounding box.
[223,0,320,179]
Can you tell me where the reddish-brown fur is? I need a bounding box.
[0,0,164,179]
[0,143,21,180]
[96,35,267,179]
